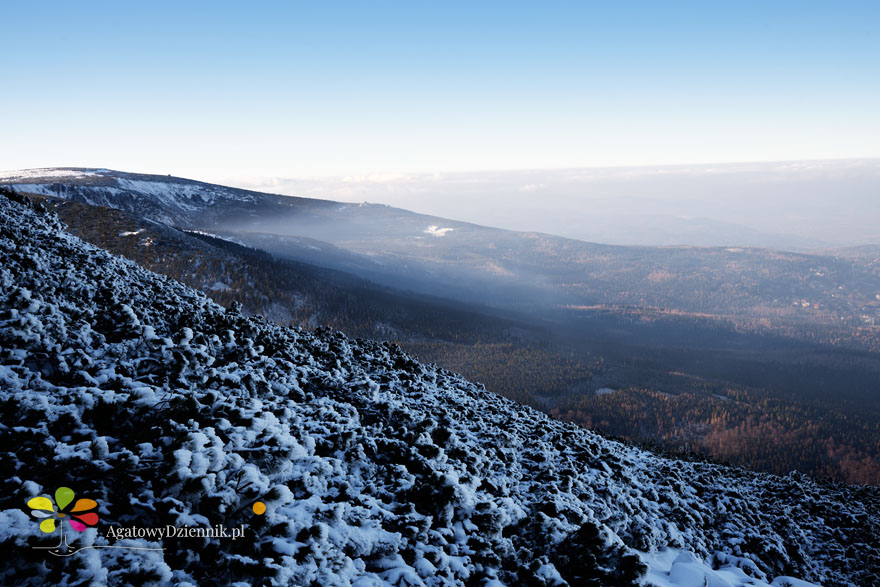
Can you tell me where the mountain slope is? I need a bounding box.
[0,191,877,584]
[0,167,336,228]
[22,192,880,486]
[4,168,878,343]
[6,170,880,489]
[32,194,531,344]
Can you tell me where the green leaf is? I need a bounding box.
[55,487,75,510]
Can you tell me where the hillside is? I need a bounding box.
[0,167,337,228]
[5,172,880,487]
[3,169,879,343]
[1,179,878,585]
[34,195,531,345]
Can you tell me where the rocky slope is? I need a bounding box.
[0,189,877,585]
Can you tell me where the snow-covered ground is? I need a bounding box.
[0,168,264,227]
[640,549,818,587]
[0,168,105,181]
[0,188,876,585]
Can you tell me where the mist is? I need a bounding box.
[227,159,880,250]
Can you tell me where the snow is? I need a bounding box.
[115,179,208,211]
[0,169,260,227]
[424,225,454,237]
[639,549,821,587]
[0,168,104,181]
[596,387,616,395]
[119,229,144,237]
[0,189,875,586]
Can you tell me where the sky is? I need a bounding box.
[2,1,879,182]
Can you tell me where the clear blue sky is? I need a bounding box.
[2,1,878,180]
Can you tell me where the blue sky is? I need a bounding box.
[2,1,878,180]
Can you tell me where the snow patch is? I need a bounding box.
[639,549,820,587]
[0,168,104,181]
[424,225,454,237]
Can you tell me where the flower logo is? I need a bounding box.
[25,485,162,557]
[27,487,99,534]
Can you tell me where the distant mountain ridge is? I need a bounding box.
[0,167,338,227]
[258,160,880,250]
[3,168,878,342]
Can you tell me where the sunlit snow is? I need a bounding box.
[424,225,454,237]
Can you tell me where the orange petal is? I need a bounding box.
[71,498,97,513]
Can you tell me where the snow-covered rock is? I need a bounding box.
[0,188,877,585]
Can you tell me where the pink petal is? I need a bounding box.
[69,520,87,532]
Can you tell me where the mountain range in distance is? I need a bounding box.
[3,168,878,329]
[2,168,880,487]
[235,159,880,250]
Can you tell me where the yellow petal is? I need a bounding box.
[27,497,55,512]
[39,519,56,533]
[71,498,97,513]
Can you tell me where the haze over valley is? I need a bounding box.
[230,159,880,250]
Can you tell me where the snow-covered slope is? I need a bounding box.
[0,167,332,227]
[0,189,877,585]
